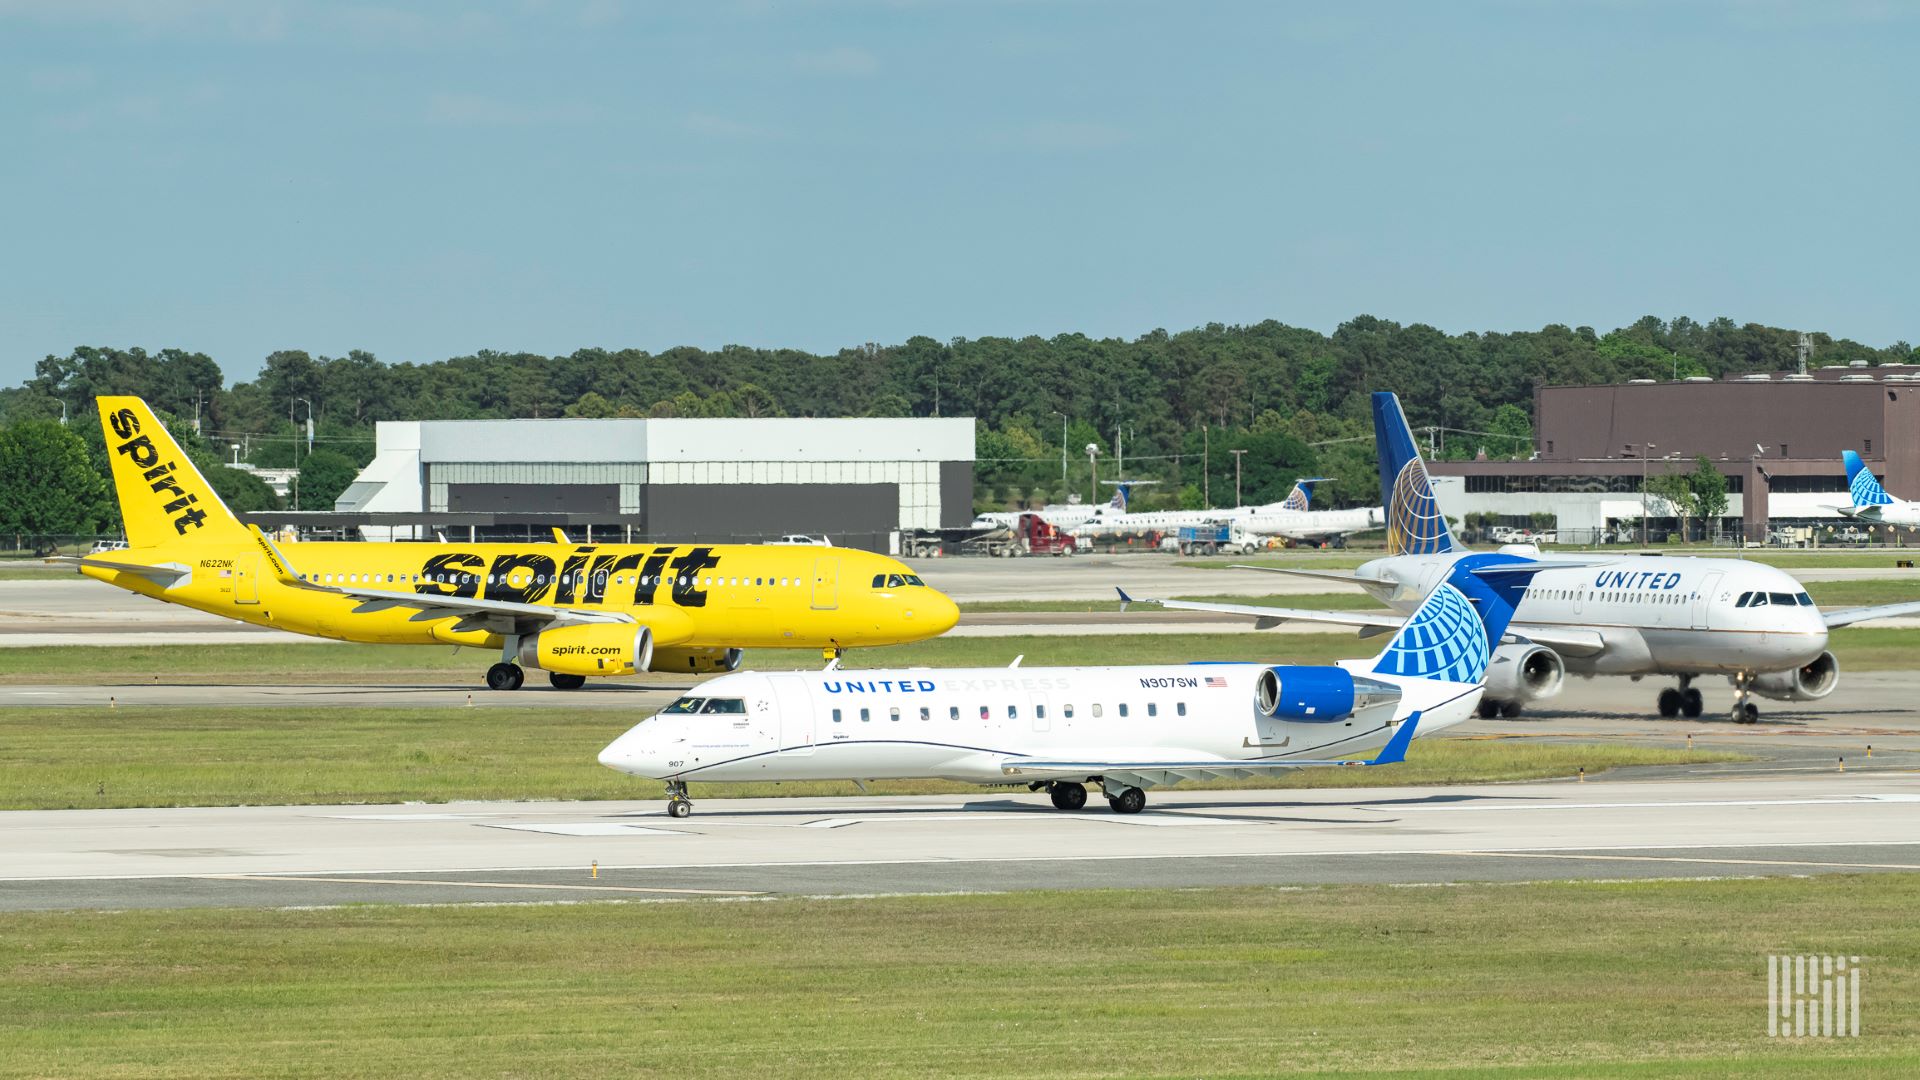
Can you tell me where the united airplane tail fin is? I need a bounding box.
[1369,555,1544,684]
[1283,478,1331,512]
[1372,392,1459,556]
[1106,483,1131,512]
[1844,450,1894,507]
[96,395,250,549]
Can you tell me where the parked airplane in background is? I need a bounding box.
[1123,392,1920,723]
[972,486,1126,532]
[62,397,959,691]
[1831,451,1920,527]
[600,556,1544,817]
[1069,478,1383,547]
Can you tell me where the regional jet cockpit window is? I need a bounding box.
[661,697,706,714]
[698,698,747,715]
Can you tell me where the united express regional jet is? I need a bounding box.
[67,397,959,690]
[600,556,1544,817]
[1831,450,1920,527]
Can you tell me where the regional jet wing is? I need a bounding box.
[1002,713,1430,786]
[47,555,190,587]
[1822,600,1920,629]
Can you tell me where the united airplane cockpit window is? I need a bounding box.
[698,698,747,715]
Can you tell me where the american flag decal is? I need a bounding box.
[1205,676,1228,688]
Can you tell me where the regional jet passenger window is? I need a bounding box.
[1147,703,1158,717]
[1118,704,1130,718]
[832,709,842,723]
[1064,704,1075,719]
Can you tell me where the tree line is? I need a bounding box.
[0,314,1910,540]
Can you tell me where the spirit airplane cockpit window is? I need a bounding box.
[870,573,928,588]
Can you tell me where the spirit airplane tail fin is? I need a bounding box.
[1373,392,1460,556]
[97,396,250,549]
[1844,450,1894,508]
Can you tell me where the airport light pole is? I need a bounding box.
[1086,442,1099,504]
[292,397,313,510]
[1230,449,1248,508]
[1052,411,1068,489]
[1641,442,1655,545]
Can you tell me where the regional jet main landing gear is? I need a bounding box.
[665,780,693,818]
[1102,781,1146,815]
[1048,782,1088,811]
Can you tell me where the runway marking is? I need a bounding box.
[1434,851,1920,872]
[484,823,684,837]
[197,874,762,897]
[20,838,1920,884]
[1420,795,1920,812]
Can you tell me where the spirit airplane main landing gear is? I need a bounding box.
[486,662,525,691]
[1657,675,1704,719]
[665,780,693,818]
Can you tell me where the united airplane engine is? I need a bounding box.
[1254,666,1403,723]
[518,624,655,676]
[1750,651,1839,702]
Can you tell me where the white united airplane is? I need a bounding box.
[1122,392,1920,724]
[1071,479,1383,546]
[599,556,1544,818]
[972,487,1126,532]
[1830,451,1920,527]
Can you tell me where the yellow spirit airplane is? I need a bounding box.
[67,396,960,690]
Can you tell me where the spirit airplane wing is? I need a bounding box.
[247,528,692,641]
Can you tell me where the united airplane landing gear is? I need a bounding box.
[1048,782,1088,811]
[548,672,586,690]
[486,662,525,691]
[1476,699,1524,719]
[1657,677,1705,719]
[1729,673,1759,724]
[665,780,693,818]
[1102,782,1146,814]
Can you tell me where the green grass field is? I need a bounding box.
[4,622,1915,686]
[0,705,1740,810]
[2,875,1913,1078]
[963,591,1380,613]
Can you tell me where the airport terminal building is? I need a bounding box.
[266,416,976,552]
[1428,362,1920,543]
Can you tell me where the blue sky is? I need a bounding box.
[2,0,1914,387]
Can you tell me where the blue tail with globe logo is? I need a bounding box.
[1370,554,1540,683]
[1843,450,1894,508]
[1373,391,1462,556]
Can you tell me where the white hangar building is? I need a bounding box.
[323,416,976,551]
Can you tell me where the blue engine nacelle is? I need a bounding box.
[1255,665,1402,723]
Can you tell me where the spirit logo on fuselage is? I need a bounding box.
[415,546,724,608]
[107,407,209,535]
